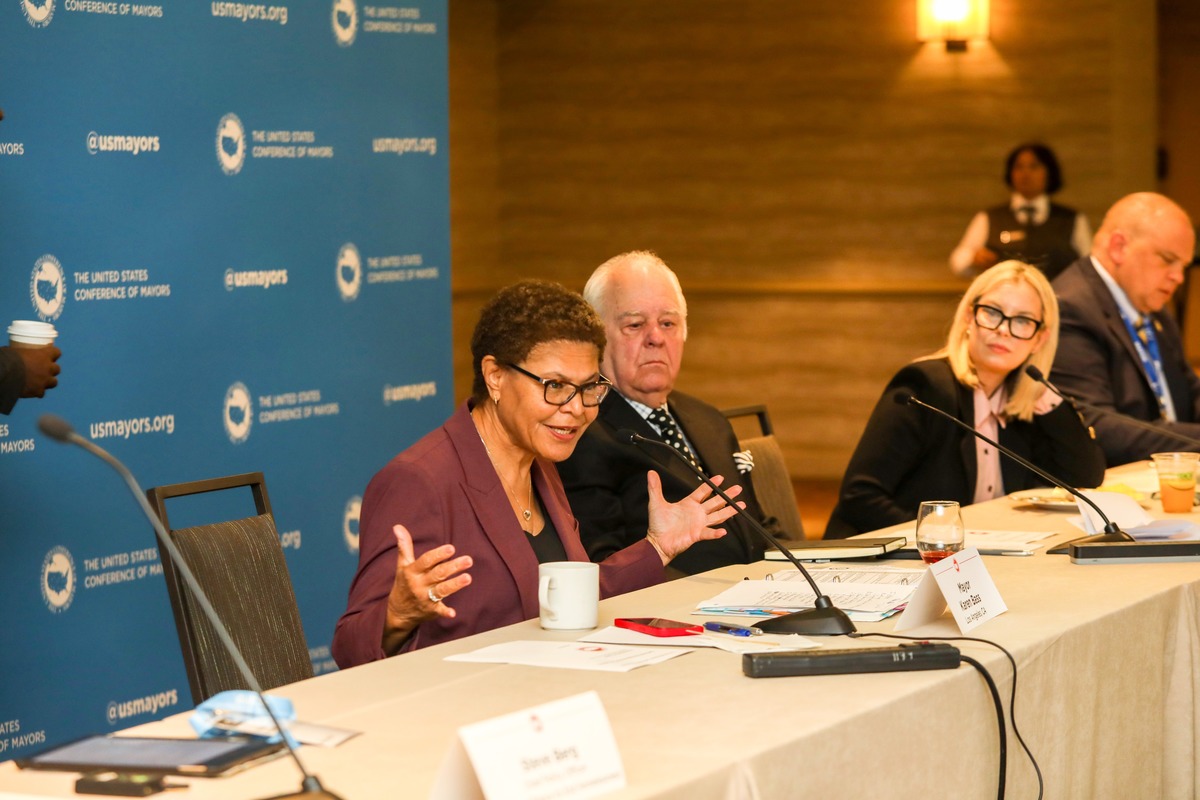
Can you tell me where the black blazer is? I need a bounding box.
[825,358,1105,538]
[1051,257,1200,465]
[558,391,770,575]
[0,348,24,414]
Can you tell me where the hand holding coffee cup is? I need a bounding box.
[7,321,61,398]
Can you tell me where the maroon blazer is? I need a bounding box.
[332,401,665,668]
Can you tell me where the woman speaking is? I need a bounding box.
[333,280,741,666]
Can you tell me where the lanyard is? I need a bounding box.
[1118,311,1175,422]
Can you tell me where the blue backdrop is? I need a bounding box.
[0,0,450,760]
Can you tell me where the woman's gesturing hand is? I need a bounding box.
[644,472,744,565]
[382,524,473,653]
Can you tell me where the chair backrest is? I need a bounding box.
[721,405,806,542]
[146,472,313,705]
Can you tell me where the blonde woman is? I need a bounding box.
[827,261,1105,537]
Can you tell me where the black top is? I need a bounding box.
[825,358,1106,537]
[525,493,568,563]
[559,391,775,575]
[0,347,25,415]
[984,202,1080,281]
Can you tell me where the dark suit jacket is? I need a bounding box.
[825,358,1106,537]
[332,402,664,668]
[557,391,769,575]
[1051,257,1200,465]
[0,348,25,415]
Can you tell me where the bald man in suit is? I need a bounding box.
[1051,192,1199,465]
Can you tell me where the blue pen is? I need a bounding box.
[704,621,763,637]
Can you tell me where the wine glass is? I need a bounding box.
[915,500,965,564]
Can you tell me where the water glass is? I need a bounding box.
[915,500,965,564]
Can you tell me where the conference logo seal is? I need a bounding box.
[332,0,357,46]
[224,382,253,444]
[22,0,55,27]
[41,545,76,613]
[30,254,65,322]
[343,496,361,553]
[336,243,362,302]
[216,113,246,176]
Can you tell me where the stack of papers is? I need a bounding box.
[694,565,925,623]
[1076,489,1200,539]
[445,641,690,672]
[580,626,819,653]
[964,528,1056,554]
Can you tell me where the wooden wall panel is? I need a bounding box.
[678,288,962,476]
[448,0,1158,478]
[448,0,500,403]
[1160,0,1200,220]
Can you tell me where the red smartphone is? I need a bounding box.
[614,617,703,637]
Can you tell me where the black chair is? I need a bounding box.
[146,472,313,705]
[721,405,806,541]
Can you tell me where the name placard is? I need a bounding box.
[894,547,1007,633]
[430,690,625,800]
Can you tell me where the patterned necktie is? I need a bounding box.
[1134,315,1151,346]
[646,407,699,468]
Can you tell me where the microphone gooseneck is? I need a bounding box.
[1023,365,1068,406]
[895,395,1134,547]
[37,413,75,443]
[618,428,855,636]
[1024,365,1200,450]
[38,414,342,800]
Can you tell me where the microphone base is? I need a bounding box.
[1046,529,1136,555]
[751,606,857,636]
[1073,530,1136,545]
[260,777,344,799]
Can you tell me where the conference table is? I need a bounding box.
[3,462,1200,799]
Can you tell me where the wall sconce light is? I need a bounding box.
[917,0,989,52]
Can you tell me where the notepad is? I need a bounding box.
[764,536,908,561]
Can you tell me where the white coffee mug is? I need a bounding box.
[537,561,599,630]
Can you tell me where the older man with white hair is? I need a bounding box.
[558,251,779,575]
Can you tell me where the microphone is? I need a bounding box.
[894,394,1133,547]
[38,414,342,800]
[1025,365,1200,449]
[617,428,855,636]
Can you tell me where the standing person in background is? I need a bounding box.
[0,345,61,415]
[950,142,1091,282]
[0,106,62,416]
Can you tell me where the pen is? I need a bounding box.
[704,621,763,637]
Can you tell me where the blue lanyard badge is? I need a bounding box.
[1119,312,1174,421]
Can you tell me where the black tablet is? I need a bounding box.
[16,735,285,777]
